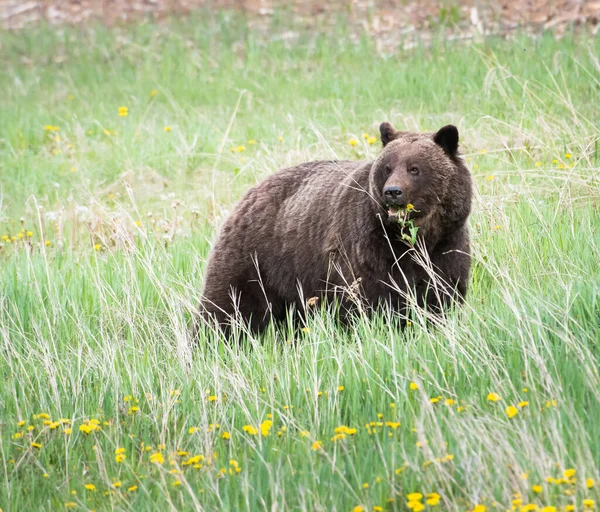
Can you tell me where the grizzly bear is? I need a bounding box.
[199,123,472,334]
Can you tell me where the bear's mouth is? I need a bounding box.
[385,204,414,220]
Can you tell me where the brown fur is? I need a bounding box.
[199,123,472,334]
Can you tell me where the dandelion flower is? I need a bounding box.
[44,240,52,246]
[349,138,358,147]
[164,126,172,132]
[221,431,231,440]
[410,382,419,390]
[242,425,258,435]
[150,452,164,464]
[407,502,425,511]
[426,493,441,505]
[128,485,138,492]
[565,153,572,159]
[535,161,542,167]
[85,484,96,491]
[472,506,486,512]
[563,468,576,479]
[367,136,377,145]
[115,454,126,463]
[362,483,369,489]
[352,507,364,512]
[583,499,595,509]
[118,106,129,117]
[338,386,344,392]
[532,485,542,493]
[150,89,158,97]
[587,478,595,489]
[236,145,246,153]
[505,405,519,418]
[94,243,101,251]
[311,441,322,451]
[518,401,529,408]
[406,493,423,501]
[112,481,121,488]
[487,175,494,181]
[248,139,256,144]
[31,442,42,449]
[487,392,501,402]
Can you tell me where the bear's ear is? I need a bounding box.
[380,122,400,147]
[433,125,459,155]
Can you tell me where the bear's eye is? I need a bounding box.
[385,164,392,175]
[408,166,419,175]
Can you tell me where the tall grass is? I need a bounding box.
[0,12,599,511]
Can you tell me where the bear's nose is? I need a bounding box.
[383,186,403,200]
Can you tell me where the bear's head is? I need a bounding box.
[369,122,472,238]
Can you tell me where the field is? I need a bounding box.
[1,10,600,511]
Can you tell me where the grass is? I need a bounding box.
[1,11,600,511]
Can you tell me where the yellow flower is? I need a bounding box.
[363,133,370,139]
[505,405,519,418]
[112,481,121,488]
[352,507,364,512]
[188,427,198,434]
[118,106,129,117]
[430,396,441,404]
[311,441,322,451]
[338,386,345,392]
[535,161,542,167]
[541,507,556,512]
[587,477,595,488]
[248,139,256,144]
[565,153,572,159]
[150,452,164,464]
[93,243,101,251]
[532,485,542,493]
[487,175,494,181]
[407,502,425,511]
[260,420,273,436]
[84,484,96,491]
[208,395,218,402]
[583,499,595,509]
[164,126,172,132]
[150,89,158,97]
[43,473,49,478]
[374,507,383,512]
[445,398,456,406]
[472,506,486,512]
[27,231,33,237]
[362,483,369,489]
[278,136,283,141]
[487,392,501,402]
[63,428,71,435]
[563,468,576,479]
[172,480,182,486]
[367,136,377,145]
[128,485,138,492]
[17,420,25,427]
[552,159,559,164]
[65,503,77,508]
[409,381,419,390]
[349,138,358,146]
[31,442,42,449]
[520,505,537,512]
[518,401,529,408]
[115,454,126,463]
[115,447,125,454]
[406,493,423,501]
[243,425,258,435]
[564,506,575,512]
[426,492,440,505]
[236,145,246,153]
[221,431,231,440]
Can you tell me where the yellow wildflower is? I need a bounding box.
[115,454,126,463]
[367,136,377,145]
[338,385,345,391]
[532,485,542,493]
[587,478,595,488]
[487,392,501,402]
[236,145,246,153]
[406,493,423,501]
[563,468,576,479]
[565,153,572,159]
[84,484,96,491]
[535,161,542,167]
[472,506,486,512]
[487,175,494,181]
[150,452,164,464]
[407,502,425,511]
[426,493,440,505]
[128,485,138,492]
[518,401,529,408]
[410,382,419,390]
[118,106,128,117]
[31,442,42,449]
[583,499,595,509]
[349,138,358,146]
[311,441,322,451]
[221,431,231,440]
[112,481,121,488]
[164,126,172,132]
[505,405,519,418]
[150,89,158,97]
[352,507,364,512]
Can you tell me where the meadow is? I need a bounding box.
[1,10,599,511]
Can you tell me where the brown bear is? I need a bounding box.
[199,123,472,334]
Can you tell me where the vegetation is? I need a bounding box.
[1,13,599,511]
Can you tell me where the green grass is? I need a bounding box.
[1,12,600,512]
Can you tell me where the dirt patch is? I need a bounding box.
[1,0,598,41]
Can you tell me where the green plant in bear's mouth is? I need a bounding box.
[397,203,419,245]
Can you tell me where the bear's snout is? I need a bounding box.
[383,185,403,203]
